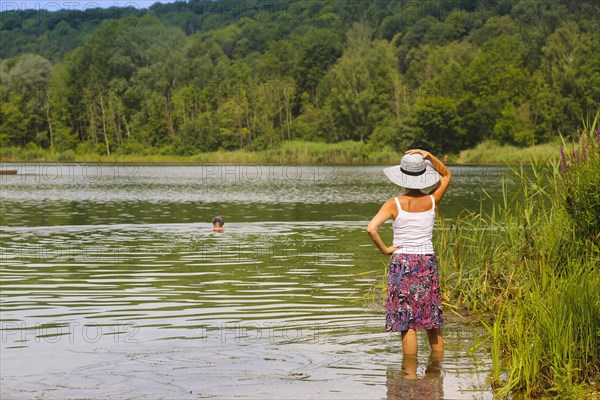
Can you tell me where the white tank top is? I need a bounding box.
[392,195,436,254]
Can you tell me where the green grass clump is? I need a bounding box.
[457,140,576,164]
[436,112,600,398]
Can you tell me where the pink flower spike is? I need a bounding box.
[560,145,567,174]
[572,148,580,164]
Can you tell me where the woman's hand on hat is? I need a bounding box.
[405,149,430,159]
[385,246,400,255]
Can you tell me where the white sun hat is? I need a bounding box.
[383,153,441,189]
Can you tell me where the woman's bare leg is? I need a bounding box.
[401,329,418,355]
[426,328,444,353]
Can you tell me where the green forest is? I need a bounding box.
[1,0,598,160]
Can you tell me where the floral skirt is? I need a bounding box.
[385,253,444,331]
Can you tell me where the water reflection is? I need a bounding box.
[387,352,444,400]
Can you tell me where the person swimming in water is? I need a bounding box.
[212,216,225,232]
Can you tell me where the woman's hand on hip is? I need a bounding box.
[384,246,400,255]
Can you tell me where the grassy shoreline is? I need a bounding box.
[437,127,599,398]
[0,140,573,165]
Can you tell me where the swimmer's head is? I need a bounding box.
[212,216,224,231]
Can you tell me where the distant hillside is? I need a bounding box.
[1,0,598,158]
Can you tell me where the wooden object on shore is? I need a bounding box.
[0,169,17,175]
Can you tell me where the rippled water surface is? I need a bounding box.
[0,163,508,399]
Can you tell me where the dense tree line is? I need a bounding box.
[1,0,598,156]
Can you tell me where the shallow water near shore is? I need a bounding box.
[0,163,507,399]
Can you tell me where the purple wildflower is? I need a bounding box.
[560,145,567,174]
[582,142,587,161]
[596,128,600,144]
[572,148,580,164]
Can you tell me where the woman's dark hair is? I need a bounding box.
[212,216,224,227]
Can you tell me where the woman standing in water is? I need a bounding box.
[367,149,451,355]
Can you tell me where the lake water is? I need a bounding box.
[0,163,512,399]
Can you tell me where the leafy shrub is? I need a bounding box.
[56,149,75,161]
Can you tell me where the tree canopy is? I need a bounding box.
[1,0,598,156]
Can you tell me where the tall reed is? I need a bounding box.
[436,112,600,398]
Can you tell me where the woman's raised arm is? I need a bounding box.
[405,149,451,205]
